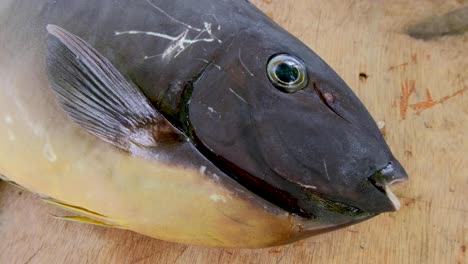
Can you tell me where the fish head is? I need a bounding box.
[187,11,408,226]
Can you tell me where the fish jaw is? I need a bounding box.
[294,161,409,235]
[368,161,409,211]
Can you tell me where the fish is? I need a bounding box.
[0,0,408,248]
[406,6,468,40]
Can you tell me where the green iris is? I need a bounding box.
[275,63,300,84]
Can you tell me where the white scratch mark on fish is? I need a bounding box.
[7,130,15,141]
[209,194,227,203]
[199,166,207,175]
[115,30,187,42]
[143,53,164,60]
[236,188,246,194]
[115,22,220,60]
[298,183,318,190]
[43,140,57,162]
[146,0,202,32]
[14,99,44,137]
[4,78,44,137]
[196,59,222,71]
[238,49,254,77]
[163,30,190,59]
[323,159,330,181]
[172,22,220,58]
[115,1,222,61]
[229,88,248,104]
[204,13,222,31]
[212,173,220,181]
[4,115,13,124]
[208,107,216,113]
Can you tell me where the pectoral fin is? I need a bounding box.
[49,215,122,228]
[43,198,124,228]
[46,25,185,152]
[0,174,29,191]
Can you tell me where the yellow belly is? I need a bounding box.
[0,49,309,247]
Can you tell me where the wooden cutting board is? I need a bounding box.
[1,0,467,263]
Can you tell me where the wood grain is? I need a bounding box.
[1,0,467,263]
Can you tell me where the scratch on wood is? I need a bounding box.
[315,10,322,41]
[174,246,188,263]
[409,89,436,113]
[399,80,416,120]
[132,244,163,264]
[133,252,157,264]
[409,87,468,114]
[217,250,227,263]
[438,87,467,104]
[276,246,292,264]
[269,248,283,253]
[389,54,431,71]
[24,245,44,264]
[389,62,409,71]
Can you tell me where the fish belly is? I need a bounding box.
[0,1,298,248]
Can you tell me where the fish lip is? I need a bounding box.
[386,178,408,210]
[368,162,408,211]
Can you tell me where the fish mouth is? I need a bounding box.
[368,162,409,211]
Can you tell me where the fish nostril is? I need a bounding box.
[368,162,408,187]
[381,162,396,182]
[312,82,348,122]
[381,161,409,184]
[323,92,335,103]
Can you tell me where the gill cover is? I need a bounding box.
[187,9,408,218]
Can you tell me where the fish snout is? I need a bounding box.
[368,161,408,211]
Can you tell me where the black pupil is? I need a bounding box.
[275,62,299,84]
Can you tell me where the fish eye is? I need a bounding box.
[267,54,308,93]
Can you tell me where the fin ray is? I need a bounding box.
[42,198,124,228]
[46,25,184,151]
[50,215,123,228]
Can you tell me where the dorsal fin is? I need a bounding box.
[46,25,185,151]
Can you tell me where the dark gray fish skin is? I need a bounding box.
[8,0,407,223]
